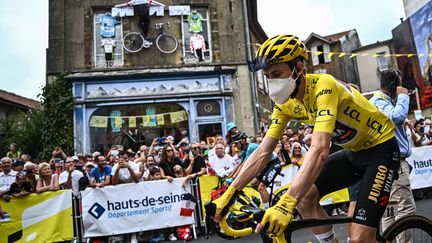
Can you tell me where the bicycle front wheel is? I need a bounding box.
[122,32,144,53]
[382,215,432,242]
[156,34,178,54]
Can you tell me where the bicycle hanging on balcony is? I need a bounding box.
[122,22,178,54]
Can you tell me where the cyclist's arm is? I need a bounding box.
[287,131,331,200]
[231,136,279,190]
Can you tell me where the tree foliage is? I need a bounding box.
[39,74,74,159]
[1,110,44,160]
[1,74,74,161]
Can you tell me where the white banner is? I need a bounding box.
[82,179,194,237]
[407,145,432,189]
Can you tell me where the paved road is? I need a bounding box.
[193,197,432,243]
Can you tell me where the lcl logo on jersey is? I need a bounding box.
[343,106,361,122]
[272,118,282,125]
[367,118,384,134]
[317,109,333,117]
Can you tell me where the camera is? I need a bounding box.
[111,150,119,157]
[157,137,166,143]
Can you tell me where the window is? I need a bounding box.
[181,8,212,64]
[93,12,124,68]
[317,45,325,64]
[89,103,188,154]
[256,70,265,91]
[196,100,221,116]
[377,52,389,71]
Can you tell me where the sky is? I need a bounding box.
[0,0,406,100]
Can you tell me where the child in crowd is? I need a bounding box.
[8,172,32,197]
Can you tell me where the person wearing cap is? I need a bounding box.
[8,172,32,197]
[12,160,25,173]
[211,34,401,243]
[184,142,206,180]
[225,122,238,145]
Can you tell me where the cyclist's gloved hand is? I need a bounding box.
[255,193,298,236]
[213,185,239,222]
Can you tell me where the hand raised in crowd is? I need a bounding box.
[188,153,195,164]
[396,86,408,95]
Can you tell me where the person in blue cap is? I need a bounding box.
[225,122,238,145]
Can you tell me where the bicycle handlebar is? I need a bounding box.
[205,201,255,238]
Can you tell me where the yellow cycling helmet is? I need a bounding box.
[248,34,308,72]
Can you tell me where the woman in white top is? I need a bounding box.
[36,162,59,193]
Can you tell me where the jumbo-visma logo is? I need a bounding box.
[88,202,106,219]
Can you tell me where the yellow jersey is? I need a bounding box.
[266,73,395,152]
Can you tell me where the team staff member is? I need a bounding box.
[368,69,415,242]
[210,35,400,243]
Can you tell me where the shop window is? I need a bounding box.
[198,123,222,144]
[93,12,124,68]
[181,8,212,64]
[196,100,220,116]
[89,103,188,154]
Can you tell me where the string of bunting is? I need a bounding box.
[306,50,432,58]
[89,110,188,128]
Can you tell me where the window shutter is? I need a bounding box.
[323,44,331,63]
[311,45,318,66]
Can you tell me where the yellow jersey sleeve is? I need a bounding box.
[266,104,291,139]
[266,99,310,139]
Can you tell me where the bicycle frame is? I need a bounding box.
[205,199,403,243]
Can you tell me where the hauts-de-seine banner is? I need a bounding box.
[81,179,194,237]
[0,190,73,243]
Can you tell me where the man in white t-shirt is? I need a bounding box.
[207,134,225,160]
[1,157,17,201]
[208,144,235,178]
[59,156,84,194]
[111,151,140,184]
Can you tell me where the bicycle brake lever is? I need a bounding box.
[253,210,265,223]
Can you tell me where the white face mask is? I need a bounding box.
[268,69,299,104]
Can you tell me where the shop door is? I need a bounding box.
[197,123,222,145]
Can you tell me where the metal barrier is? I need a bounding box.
[73,180,201,242]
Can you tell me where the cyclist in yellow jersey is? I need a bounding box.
[209,35,400,243]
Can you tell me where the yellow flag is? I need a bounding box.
[182,110,188,120]
[90,116,108,128]
[157,114,165,125]
[142,116,150,127]
[170,111,184,123]
[114,117,122,128]
[129,116,136,128]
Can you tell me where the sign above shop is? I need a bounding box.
[86,78,223,99]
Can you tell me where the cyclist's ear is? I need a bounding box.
[295,61,305,75]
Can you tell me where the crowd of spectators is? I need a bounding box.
[0,116,431,240]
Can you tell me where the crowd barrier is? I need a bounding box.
[406,145,432,190]
[0,190,74,243]
[1,149,431,242]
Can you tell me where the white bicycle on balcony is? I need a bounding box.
[122,22,178,54]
